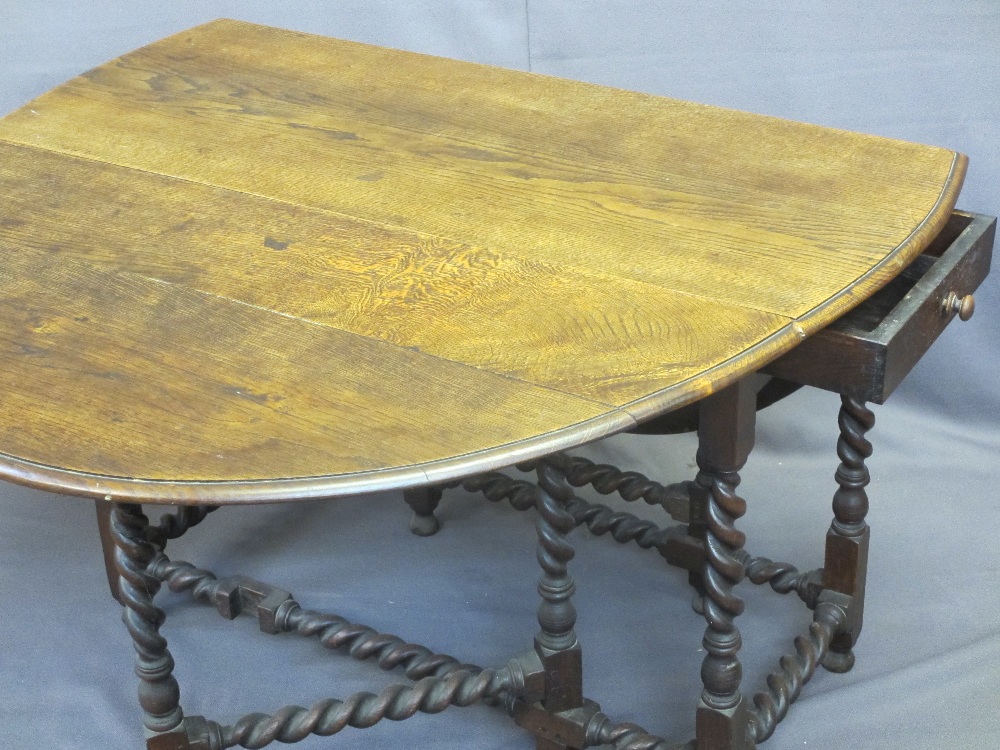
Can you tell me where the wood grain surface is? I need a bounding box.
[0,19,966,502]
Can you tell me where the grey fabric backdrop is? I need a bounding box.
[0,2,998,749]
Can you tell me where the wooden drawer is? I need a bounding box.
[764,211,996,403]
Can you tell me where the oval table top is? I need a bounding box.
[0,19,964,504]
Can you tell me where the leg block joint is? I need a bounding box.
[822,526,869,648]
[214,576,294,634]
[514,698,604,750]
[534,641,583,713]
[505,648,547,706]
[146,732,191,750]
[697,696,755,750]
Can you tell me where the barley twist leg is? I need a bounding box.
[822,395,875,673]
[110,503,187,745]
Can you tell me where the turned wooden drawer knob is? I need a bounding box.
[943,291,975,321]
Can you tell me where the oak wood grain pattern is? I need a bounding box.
[0,19,963,321]
[0,20,967,500]
[0,141,789,407]
[0,245,628,495]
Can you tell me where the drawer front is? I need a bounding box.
[764,211,995,403]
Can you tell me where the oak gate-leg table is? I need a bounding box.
[0,20,993,750]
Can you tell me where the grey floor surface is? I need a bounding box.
[1,3,999,749]
[3,389,1000,749]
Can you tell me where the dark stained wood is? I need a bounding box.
[145,732,191,750]
[533,463,584,722]
[820,396,876,674]
[764,212,995,403]
[511,699,606,750]
[94,500,123,604]
[402,486,443,536]
[696,703,753,750]
[691,378,760,750]
[695,376,764,469]
[630,376,802,435]
[109,503,186,738]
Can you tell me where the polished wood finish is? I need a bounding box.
[0,19,966,503]
[0,140,787,410]
[820,396,875,674]
[765,211,995,402]
[110,503,186,738]
[0,242,613,493]
[533,462,584,726]
[692,380,758,750]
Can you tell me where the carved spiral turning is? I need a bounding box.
[280,606,480,680]
[749,602,847,742]
[466,470,809,613]
[148,556,483,683]
[555,454,674,504]
[833,396,875,536]
[519,453,691,516]
[148,556,226,606]
[112,505,166,653]
[697,465,748,711]
[566,496,685,552]
[537,464,580,579]
[838,396,875,467]
[535,462,578,651]
[594,721,681,750]
[216,670,509,749]
[733,550,819,608]
[145,505,218,549]
[464,470,688,557]
[109,503,184,735]
[462,462,583,576]
[701,473,747,634]
[462,472,537,510]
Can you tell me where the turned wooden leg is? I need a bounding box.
[110,502,190,749]
[821,395,874,673]
[532,459,583,749]
[403,486,443,536]
[692,380,756,750]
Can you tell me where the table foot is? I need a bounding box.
[820,395,874,672]
[819,648,855,673]
[403,486,443,536]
